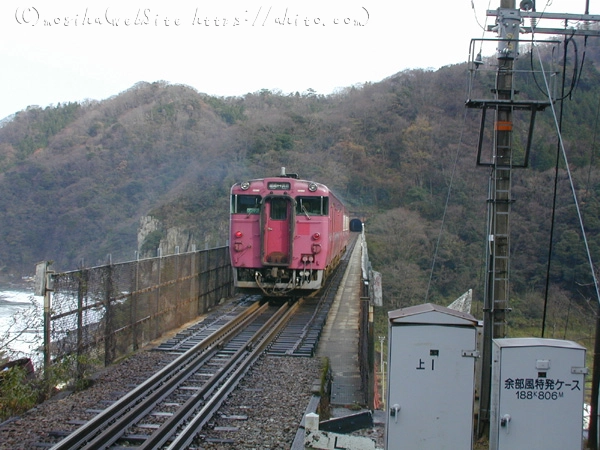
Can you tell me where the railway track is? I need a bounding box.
[48,300,299,450]
[154,296,260,353]
[267,257,349,357]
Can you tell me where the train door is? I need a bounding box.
[261,196,294,266]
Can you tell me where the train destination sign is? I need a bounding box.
[267,181,291,190]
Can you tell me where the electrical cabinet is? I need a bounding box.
[490,338,587,450]
[385,303,479,449]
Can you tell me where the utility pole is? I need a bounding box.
[466,0,600,442]
[473,1,522,437]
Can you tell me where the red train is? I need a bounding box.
[229,168,350,297]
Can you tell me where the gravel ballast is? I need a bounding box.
[0,349,324,449]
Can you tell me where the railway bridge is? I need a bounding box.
[34,229,380,418]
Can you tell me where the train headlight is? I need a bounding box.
[240,181,250,190]
[235,231,243,238]
[311,243,322,254]
[308,182,317,192]
[312,232,321,241]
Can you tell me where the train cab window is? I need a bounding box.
[296,196,328,216]
[231,195,261,214]
[269,198,288,220]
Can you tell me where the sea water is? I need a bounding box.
[0,289,42,361]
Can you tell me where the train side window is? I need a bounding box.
[297,196,328,215]
[232,195,261,214]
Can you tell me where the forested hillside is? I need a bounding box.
[1,40,600,338]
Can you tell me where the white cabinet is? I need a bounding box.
[490,338,587,450]
[385,303,479,449]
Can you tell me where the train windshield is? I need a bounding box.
[269,198,288,220]
[231,195,261,214]
[296,196,328,216]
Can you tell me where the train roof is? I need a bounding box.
[231,169,331,193]
[230,168,351,208]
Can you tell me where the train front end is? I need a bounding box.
[229,170,347,297]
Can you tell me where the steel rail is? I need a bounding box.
[165,299,301,449]
[49,300,265,450]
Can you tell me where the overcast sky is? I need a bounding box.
[0,0,592,121]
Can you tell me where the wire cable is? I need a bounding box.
[471,0,493,35]
[529,32,580,101]
[534,42,600,310]
[424,106,469,303]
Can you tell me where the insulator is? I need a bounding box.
[530,17,537,30]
